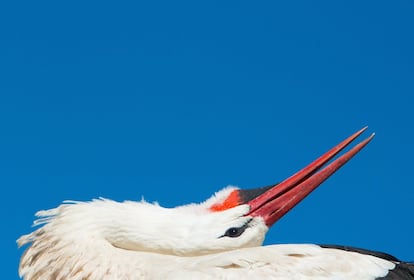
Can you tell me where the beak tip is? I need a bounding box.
[246,127,375,227]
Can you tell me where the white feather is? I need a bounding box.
[18,188,396,280]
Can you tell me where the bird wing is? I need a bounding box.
[163,244,399,280]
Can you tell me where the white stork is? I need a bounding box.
[18,127,413,279]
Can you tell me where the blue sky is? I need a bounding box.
[2,1,413,278]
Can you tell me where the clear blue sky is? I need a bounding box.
[2,1,413,279]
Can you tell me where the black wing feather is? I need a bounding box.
[320,244,414,280]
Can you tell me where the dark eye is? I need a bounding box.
[223,227,245,238]
[221,219,252,238]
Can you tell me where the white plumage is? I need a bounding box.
[18,128,413,279]
[18,190,395,280]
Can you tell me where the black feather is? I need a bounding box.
[320,244,414,280]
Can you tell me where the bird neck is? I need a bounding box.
[18,200,187,279]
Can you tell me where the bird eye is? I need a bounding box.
[221,219,252,238]
[224,227,245,238]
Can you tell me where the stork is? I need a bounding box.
[18,127,413,280]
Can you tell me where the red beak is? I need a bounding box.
[247,127,375,226]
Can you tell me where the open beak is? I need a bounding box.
[247,127,375,227]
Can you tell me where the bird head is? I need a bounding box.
[100,127,374,256]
